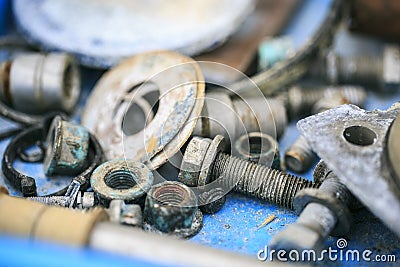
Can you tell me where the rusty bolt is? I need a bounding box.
[285,93,351,173]
[270,161,353,253]
[179,135,319,209]
[310,47,400,92]
[281,85,366,120]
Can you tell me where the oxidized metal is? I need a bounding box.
[285,93,351,173]
[179,135,318,209]
[90,159,154,207]
[230,0,346,96]
[257,35,294,71]
[82,51,205,170]
[298,104,400,237]
[193,91,287,141]
[311,46,400,91]
[234,132,281,170]
[143,181,202,238]
[179,135,227,213]
[43,116,90,176]
[270,162,353,253]
[281,85,366,120]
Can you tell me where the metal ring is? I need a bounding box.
[90,159,154,206]
[1,124,104,197]
[82,51,205,169]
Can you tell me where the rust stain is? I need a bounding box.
[146,134,158,154]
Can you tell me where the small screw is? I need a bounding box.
[27,181,95,209]
[285,93,350,173]
[282,85,366,120]
[269,161,353,252]
[310,46,400,91]
[179,135,319,209]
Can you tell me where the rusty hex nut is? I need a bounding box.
[43,116,90,176]
[178,137,212,186]
[234,132,281,170]
[144,181,198,234]
[179,135,227,213]
[90,159,154,207]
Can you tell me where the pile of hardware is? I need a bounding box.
[0,0,399,265]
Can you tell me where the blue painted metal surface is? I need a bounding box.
[0,0,399,266]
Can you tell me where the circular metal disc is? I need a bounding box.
[13,0,254,68]
[82,51,205,170]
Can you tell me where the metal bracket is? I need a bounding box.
[298,104,400,237]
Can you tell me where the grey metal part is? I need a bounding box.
[284,135,317,173]
[108,200,142,227]
[3,53,80,113]
[193,92,286,141]
[234,132,280,169]
[90,222,292,267]
[297,104,400,237]
[13,0,255,68]
[90,159,154,206]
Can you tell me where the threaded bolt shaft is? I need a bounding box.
[285,85,366,119]
[211,153,319,209]
[285,136,317,174]
[270,166,353,252]
[28,196,70,207]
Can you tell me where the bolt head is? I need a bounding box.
[178,137,212,186]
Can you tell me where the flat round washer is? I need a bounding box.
[82,51,205,169]
[13,0,254,68]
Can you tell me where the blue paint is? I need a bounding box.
[0,0,11,35]
[0,234,169,267]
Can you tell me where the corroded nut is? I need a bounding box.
[198,135,225,186]
[43,116,90,176]
[144,181,200,236]
[178,137,212,186]
[234,132,280,170]
[90,159,154,207]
